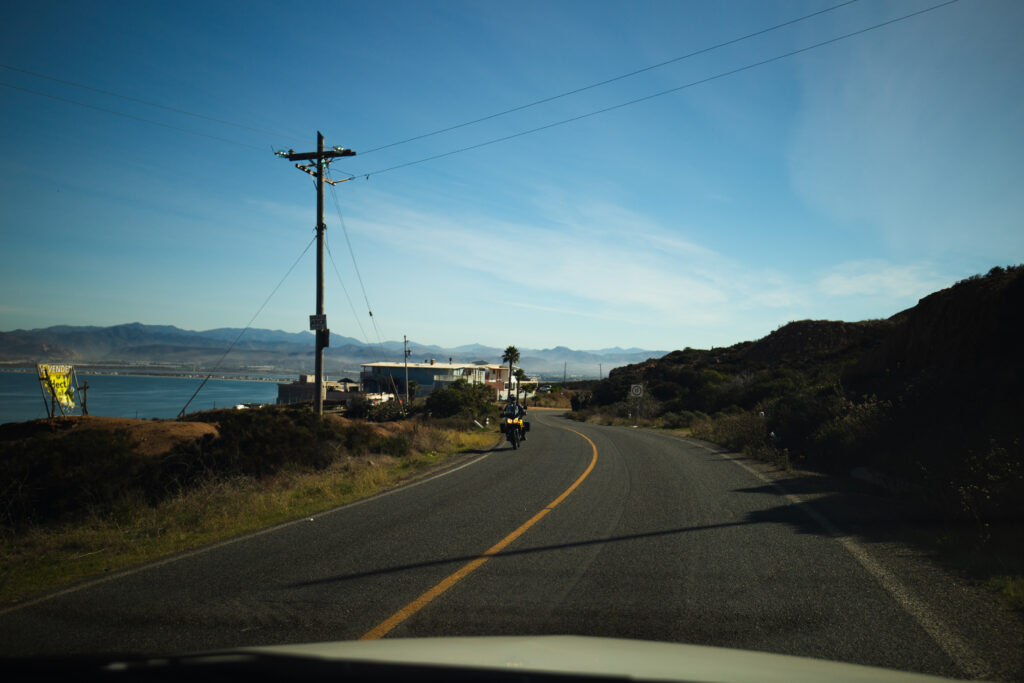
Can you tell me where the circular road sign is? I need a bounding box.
[630,384,643,398]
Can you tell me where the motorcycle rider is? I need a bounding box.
[501,399,527,441]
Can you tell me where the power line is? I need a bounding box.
[324,235,371,344]
[326,174,386,351]
[360,0,961,178]
[0,81,267,151]
[359,0,862,156]
[178,235,316,418]
[0,62,305,143]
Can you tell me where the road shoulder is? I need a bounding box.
[656,429,1024,682]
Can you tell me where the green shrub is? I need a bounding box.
[713,412,767,452]
[340,421,377,456]
[808,394,892,472]
[377,434,412,458]
[367,400,405,422]
[660,410,697,429]
[425,380,493,419]
[938,438,1024,524]
[0,428,150,527]
[345,395,370,419]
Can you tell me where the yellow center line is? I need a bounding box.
[359,424,598,640]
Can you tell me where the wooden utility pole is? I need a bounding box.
[276,132,356,415]
[404,335,410,406]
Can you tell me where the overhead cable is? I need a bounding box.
[0,81,267,151]
[327,175,386,351]
[178,235,316,418]
[324,235,372,344]
[359,0,862,155]
[0,62,305,142]
[360,0,961,178]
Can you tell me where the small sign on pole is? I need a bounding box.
[37,363,78,418]
[309,314,326,331]
[630,384,643,427]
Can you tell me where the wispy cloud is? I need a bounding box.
[346,192,809,331]
[818,260,947,299]
[788,2,1024,261]
[508,301,624,321]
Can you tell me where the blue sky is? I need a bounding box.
[1,0,1021,352]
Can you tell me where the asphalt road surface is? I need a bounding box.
[0,412,1013,679]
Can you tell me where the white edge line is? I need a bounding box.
[684,438,991,681]
[1,446,495,616]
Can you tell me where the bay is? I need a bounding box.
[0,371,281,425]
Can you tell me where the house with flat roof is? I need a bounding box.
[360,359,517,399]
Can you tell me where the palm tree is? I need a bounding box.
[513,368,526,402]
[502,345,519,401]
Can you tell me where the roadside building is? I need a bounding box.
[360,359,517,399]
[276,374,361,406]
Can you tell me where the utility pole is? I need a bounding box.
[404,335,410,406]
[276,132,356,415]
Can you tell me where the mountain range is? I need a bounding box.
[0,323,667,379]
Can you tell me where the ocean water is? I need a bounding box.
[0,371,281,425]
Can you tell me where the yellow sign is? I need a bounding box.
[38,363,76,412]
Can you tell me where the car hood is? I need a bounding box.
[244,635,962,683]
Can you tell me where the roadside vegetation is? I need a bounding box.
[0,403,497,606]
[526,385,577,409]
[568,266,1024,609]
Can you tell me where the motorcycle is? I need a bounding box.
[499,403,530,449]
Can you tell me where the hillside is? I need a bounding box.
[585,265,1024,521]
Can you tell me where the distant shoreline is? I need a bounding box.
[0,367,293,383]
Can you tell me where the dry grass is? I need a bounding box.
[987,575,1024,611]
[0,426,496,606]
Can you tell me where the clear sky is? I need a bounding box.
[1,0,1021,352]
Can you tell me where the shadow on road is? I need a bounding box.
[730,468,1024,610]
[284,521,750,589]
[285,483,924,591]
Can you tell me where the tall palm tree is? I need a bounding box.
[502,345,519,401]
[513,368,526,402]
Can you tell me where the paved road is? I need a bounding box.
[0,412,1000,678]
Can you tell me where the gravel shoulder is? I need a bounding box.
[672,431,1024,682]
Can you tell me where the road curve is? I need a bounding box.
[0,412,993,679]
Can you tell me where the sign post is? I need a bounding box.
[37,363,77,418]
[630,384,643,427]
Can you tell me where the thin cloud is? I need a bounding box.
[788,2,1024,260]
[345,193,806,332]
[507,301,626,322]
[818,261,947,298]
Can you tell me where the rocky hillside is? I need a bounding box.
[588,265,1024,520]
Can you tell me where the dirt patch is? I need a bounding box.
[527,393,574,409]
[0,416,218,457]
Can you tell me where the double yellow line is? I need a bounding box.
[360,425,598,640]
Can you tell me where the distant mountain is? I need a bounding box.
[0,323,666,379]
[197,328,316,345]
